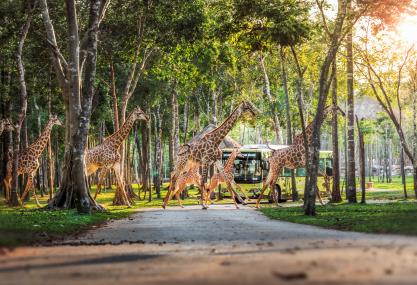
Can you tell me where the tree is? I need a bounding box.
[346,0,357,203]
[304,0,348,216]
[217,0,311,144]
[331,59,342,202]
[8,1,37,206]
[356,36,417,198]
[43,0,111,213]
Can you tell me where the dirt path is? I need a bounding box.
[1,205,417,285]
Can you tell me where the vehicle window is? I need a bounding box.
[296,167,306,177]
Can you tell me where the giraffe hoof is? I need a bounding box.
[162,205,166,209]
[201,206,208,210]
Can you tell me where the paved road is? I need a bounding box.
[1,205,417,285]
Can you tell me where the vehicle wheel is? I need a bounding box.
[268,184,282,203]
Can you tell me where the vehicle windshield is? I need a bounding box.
[223,151,265,183]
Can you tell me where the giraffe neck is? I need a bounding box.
[206,106,242,146]
[295,107,333,147]
[28,122,54,158]
[106,113,137,148]
[225,151,239,171]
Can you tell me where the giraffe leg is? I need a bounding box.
[256,170,279,208]
[225,180,239,209]
[205,176,217,205]
[163,171,178,209]
[33,186,41,208]
[3,174,12,203]
[200,166,208,209]
[163,177,178,209]
[20,174,34,207]
[214,160,245,205]
[94,168,108,200]
[316,187,325,206]
[232,181,250,202]
[113,163,131,208]
[164,190,175,208]
[168,184,182,208]
[175,190,184,208]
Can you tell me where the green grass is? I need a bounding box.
[260,202,417,235]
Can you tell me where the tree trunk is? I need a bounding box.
[331,59,342,203]
[154,107,162,198]
[211,91,218,125]
[47,0,105,213]
[280,48,297,201]
[110,59,119,132]
[140,120,151,201]
[305,0,347,216]
[1,72,12,201]
[259,54,283,144]
[147,106,152,202]
[10,3,35,206]
[346,0,357,203]
[169,89,180,171]
[356,117,366,204]
[290,46,309,201]
[47,70,54,200]
[400,148,407,199]
[134,125,143,198]
[183,102,189,143]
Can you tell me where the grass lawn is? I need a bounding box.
[259,201,417,235]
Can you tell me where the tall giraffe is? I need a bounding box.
[255,106,343,208]
[3,115,62,206]
[205,148,249,208]
[164,101,258,209]
[0,118,14,135]
[86,106,149,205]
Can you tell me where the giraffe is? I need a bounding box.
[164,165,201,208]
[163,101,258,209]
[205,148,250,208]
[86,106,149,206]
[3,115,62,206]
[0,118,14,135]
[255,106,343,208]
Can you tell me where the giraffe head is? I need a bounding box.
[322,105,345,121]
[131,106,149,122]
[240,101,259,117]
[1,118,15,132]
[49,114,63,127]
[232,147,244,159]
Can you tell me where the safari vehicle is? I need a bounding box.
[221,145,333,202]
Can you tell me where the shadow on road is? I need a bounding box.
[0,253,160,273]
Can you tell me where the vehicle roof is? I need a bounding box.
[222,144,288,153]
[223,144,333,156]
